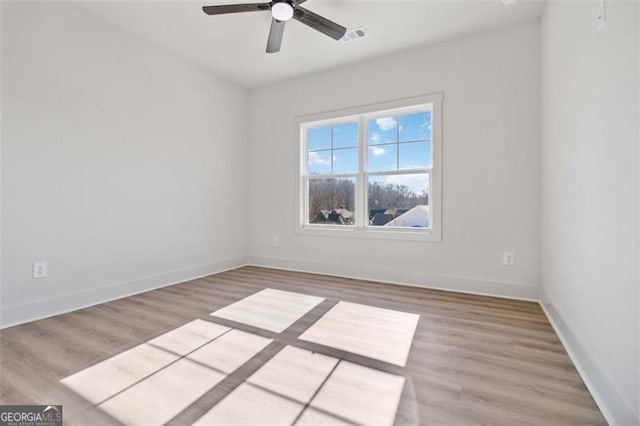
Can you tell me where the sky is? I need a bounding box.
[307,111,432,194]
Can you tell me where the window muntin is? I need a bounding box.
[307,121,359,176]
[366,111,432,172]
[300,95,441,239]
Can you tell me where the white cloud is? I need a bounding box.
[375,117,397,131]
[308,151,330,166]
[369,146,387,157]
[369,133,382,144]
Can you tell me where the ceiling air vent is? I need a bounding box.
[341,27,366,42]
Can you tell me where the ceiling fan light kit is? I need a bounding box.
[202,0,347,54]
[271,1,294,21]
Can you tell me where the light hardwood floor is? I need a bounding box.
[0,266,605,425]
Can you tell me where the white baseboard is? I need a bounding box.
[0,256,248,329]
[247,255,539,301]
[540,302,639,426]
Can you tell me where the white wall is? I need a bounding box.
[247,21,541,300]
[0,1,248,327]
[541,1,639,424]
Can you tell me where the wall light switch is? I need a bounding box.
[272,238,279,248]
[33,261,48,278]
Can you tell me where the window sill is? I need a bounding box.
[296,225,442,242]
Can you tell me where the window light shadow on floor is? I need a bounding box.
[60,289,417,425]
[210,288,325,333]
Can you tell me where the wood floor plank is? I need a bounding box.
[0,266,605,425]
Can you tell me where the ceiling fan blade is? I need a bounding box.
[202,3,270,15]
[292,6,346,40]
[266,18,286,53]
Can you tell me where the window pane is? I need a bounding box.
[367,174,429,228]
[333,148,358,174]
[399,141,431,170]
[332,122,359,149]
[308,150,331,174]
[399,111,431,142]
[308,126,331,151]
[368,116,398,145]
[367,144,397,172]
[308,178,356,225]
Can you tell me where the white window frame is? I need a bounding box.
[296,93,443,242]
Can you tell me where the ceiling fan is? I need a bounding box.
[202,0,347,54]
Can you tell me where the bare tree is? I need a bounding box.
[308,178,427,221]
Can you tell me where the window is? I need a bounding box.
[299,94,442,241]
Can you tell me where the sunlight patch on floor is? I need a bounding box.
[194,346,405,426]
[299,301,419,366]
[61,290,418,426]
[210,288,325,333]
[61,319,272,425]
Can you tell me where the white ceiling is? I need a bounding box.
[73,0,544,89]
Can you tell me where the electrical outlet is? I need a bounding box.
[272,238,279,248]
[33,261,48,278]
[503,252,514,266]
